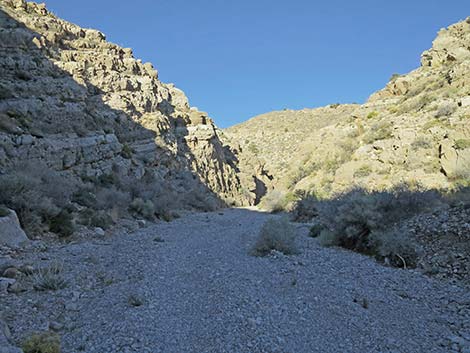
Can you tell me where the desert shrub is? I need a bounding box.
[260,190,288,213]
[291,193,318,222]
[314,185,442,267]
[0,205,10,217]
[308,223,325,238]
[22,331,61,353]
[435,102,456,117]
[354,165,372,178]
[97,171,120,187]
[72,188,97,208]
[323,158,341,174]
[0,163,79,235]
[250,217,298,256]
[389,73,401,82]
[48,210,75,237]
[247,143,259,155]
[78,209,114,229]
[454,139,470,150]
[30,262,67,291]
[95,187,131,211]
[363,121,393,144]
[121,144,133,159]
[366,111,379,119]
[129,198,155,219]
[411,136,432,149]
[370,228,420,268]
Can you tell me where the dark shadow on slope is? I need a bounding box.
[290,184,470,276]
[0,6,236,234]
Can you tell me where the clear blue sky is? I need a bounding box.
[43,0,468,127]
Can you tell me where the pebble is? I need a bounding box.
[94,227,105,236]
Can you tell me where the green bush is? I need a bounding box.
[366,111,379,119]
[435,102,456,117]
[250,217,298,256]
[313,185,442,267]
[0,205,10,217]
[260,190,288,213]
[454,139,470,150]
[363,121,393,144]
[22,331,61,353]
[308,223,325,238]
[354,165,372,178]
[291,193,318,222]
[129,198,155,219]
[370,228,420,268]
[48,210,75,237]
[410,136,432,150]
[0,164,77,235]
[121,144,133,159]
[78,209,114,229]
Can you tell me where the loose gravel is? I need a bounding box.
[1,208,469,352]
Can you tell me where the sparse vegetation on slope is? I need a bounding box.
[226,18,470,206]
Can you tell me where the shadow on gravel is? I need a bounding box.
[289,184,470,281]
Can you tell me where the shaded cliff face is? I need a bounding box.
[0,0,247,206]
[226,18,470,202]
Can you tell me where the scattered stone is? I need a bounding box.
[2,267,19,279]
[94,227,105,236]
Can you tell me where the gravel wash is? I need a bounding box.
[1,208,469,353]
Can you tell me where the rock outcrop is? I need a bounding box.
[0,0,248,210]
[227,18,470,202]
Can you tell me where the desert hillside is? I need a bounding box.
[226,17,470,203]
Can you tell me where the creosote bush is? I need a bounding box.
[291,193,318,222]
[129,198,155,220]
[259,190,288,213]
[250,217,298,256]
[306,185,443,267]
[308,223,325,238]
[48,210,75,237]
[22,331,61,353]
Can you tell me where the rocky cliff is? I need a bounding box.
[226,18,470,204]
[0,0,249,216]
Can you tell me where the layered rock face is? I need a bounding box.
[227,18,470,200]
[0,0,246,205]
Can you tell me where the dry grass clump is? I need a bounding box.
[22,331,61,353]
[29,262,67,291]
[250,217,298,256]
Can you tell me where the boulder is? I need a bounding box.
[440,138,470,178]
[0,209,29,248]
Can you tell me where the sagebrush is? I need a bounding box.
[250,217,298,256]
